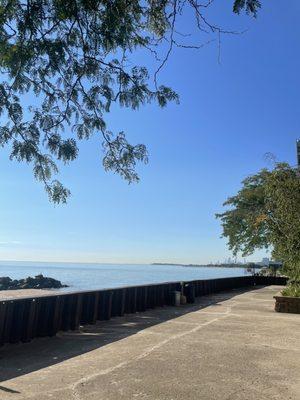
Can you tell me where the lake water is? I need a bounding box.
[0,261,253,292]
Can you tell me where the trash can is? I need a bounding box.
[172,291,181,306]
[184,283,195,304]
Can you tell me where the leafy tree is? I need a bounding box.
[216,163,300,287]
[0,0,261,203]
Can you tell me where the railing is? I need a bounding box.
[0,275,287,346]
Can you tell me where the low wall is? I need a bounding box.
[274,295,300,314]
[0,275,287,346]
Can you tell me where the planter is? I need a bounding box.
[274,294,300,314]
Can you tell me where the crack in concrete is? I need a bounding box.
[71,305,234,400]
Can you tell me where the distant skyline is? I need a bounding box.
[0,1,299,265]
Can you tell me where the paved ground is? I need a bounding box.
[0,285,299,400]
[0,289,60,300]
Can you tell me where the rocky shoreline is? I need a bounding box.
[0,274,68,290]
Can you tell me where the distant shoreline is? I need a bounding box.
[151,263,262,269]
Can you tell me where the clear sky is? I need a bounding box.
[0,1,299,264]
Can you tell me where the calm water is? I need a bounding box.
[0,261,252,292]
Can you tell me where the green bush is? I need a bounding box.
[216,164,300,287]
[281,284,300,298]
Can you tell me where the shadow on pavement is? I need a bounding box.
[0,286,262,387]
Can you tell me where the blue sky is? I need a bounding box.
[0,1,299,264]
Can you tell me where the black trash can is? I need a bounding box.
[184,283,195,304]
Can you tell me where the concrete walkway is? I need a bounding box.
[0,288,59,300]
[0,286,299,400]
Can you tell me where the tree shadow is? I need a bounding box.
[0,286,262,386]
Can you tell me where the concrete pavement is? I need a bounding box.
[0,289,59,300]
[0,286,299,399]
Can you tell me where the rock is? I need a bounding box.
[0,277,13,290]
[0,275,68,290]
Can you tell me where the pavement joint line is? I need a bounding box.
[193,311,237,315]
[2,288,298,400]
[70,307,234,400]
[135,330,168,336]
[5,308,233,400]
[164,320,202,326]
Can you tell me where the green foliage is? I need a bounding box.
[216,168,271,256]
[282,284,300,298]
[233,0,261,16]
[0,1,260,203]
[216,163,300,284]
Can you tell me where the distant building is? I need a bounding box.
[262,258,270,266]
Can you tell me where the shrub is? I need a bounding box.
[281,284,300,298]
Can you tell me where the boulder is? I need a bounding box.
[0,275,68,290]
